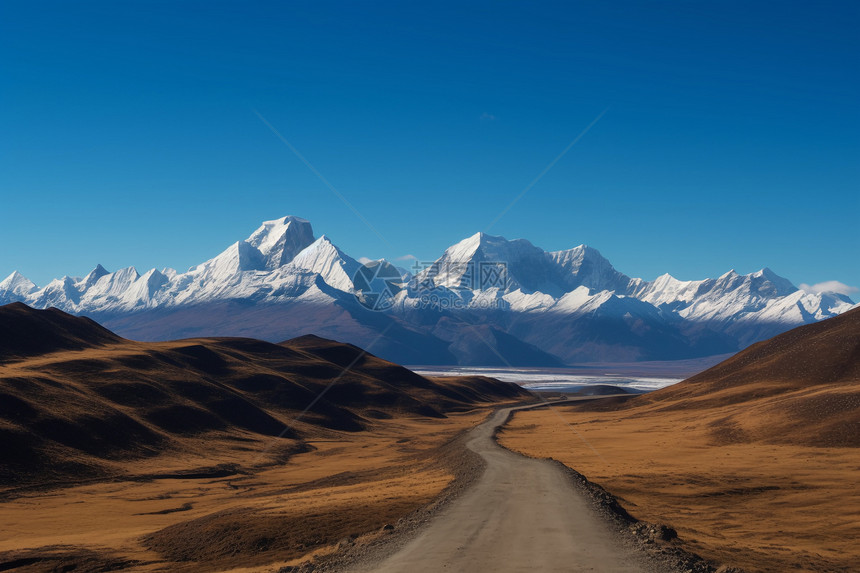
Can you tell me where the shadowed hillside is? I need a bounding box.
[0,303,530,489]
[575,306,860,447]
[657,305,860,395]
[0,302,121,361]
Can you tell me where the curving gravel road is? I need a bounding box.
[362,403,646,573]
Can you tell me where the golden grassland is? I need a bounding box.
[0,408,494,572]
[0,304,532,572]
[498,400,860,573]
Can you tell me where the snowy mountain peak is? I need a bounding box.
[0,271,38,303]
[1,270,35,290]
[2,215,855,367]
[709,267,797,298]
[29,275,82,308]
[442,232,487,261]
[246,215,315,269]
[752,267,797,296]
[550,244,595,267]
[422,232,547,292]
[420,233,638,296]
[78,264,110,290]
[550,244,632,294]
[106,266,140,284]
[289,235,360,293]
[190,241,266,283]
[294,235,350,262]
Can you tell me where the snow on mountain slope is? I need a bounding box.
[415,232,550,292]
[551,286,616,315]
[668,269,800,324]
[721,288,857,346]
[629,273,702,308]
[417,233,636,297]
[30,276,85,309]
[619,267,850,352]
[288,235,361,293]
[507,288,699,363]
[89,266,143,300]
[549,245,635,293]
[192,240,266,277]
[3,216,854,365]
[166,241,266,304]
[78,264,110,291]
[501,289,557,312]
[125,269,170,307]
[0,271,38,304]
[246,215,315,269]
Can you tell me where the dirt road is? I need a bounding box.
[361,402,646,572]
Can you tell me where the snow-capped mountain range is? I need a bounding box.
[2,216,855,366]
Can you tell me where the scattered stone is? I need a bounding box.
[658,525,678,541]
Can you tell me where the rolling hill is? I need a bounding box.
[0,303,529,489]
[0,302,121,361]
[596,305,860,447]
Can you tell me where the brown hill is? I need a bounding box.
[0,303,529,489]
[574,305,860,447]
[499,307,860,572]
[658,305,860,396]
[0,302,121,361]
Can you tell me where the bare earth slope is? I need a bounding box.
[499,307,860,572]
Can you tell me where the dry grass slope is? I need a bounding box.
[0,304,528,489]
[573,306,860,448]
[499,308,860,573]
[0,303,530,572]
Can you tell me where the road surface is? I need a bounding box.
[362,402,646,572]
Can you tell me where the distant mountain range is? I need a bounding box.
[2,216,855,366]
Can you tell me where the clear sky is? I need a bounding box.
[2,1,858,294]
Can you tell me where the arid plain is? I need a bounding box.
[1,410,498,572]
[499,307,860,573]
[2,303,858,572]
[0,303,528,572]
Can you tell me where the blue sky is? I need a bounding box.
[2,1,858,293]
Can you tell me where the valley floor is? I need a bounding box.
[0,409,497,572]
[497,402,860,573]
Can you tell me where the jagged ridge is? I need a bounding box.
[1,216,855,365]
